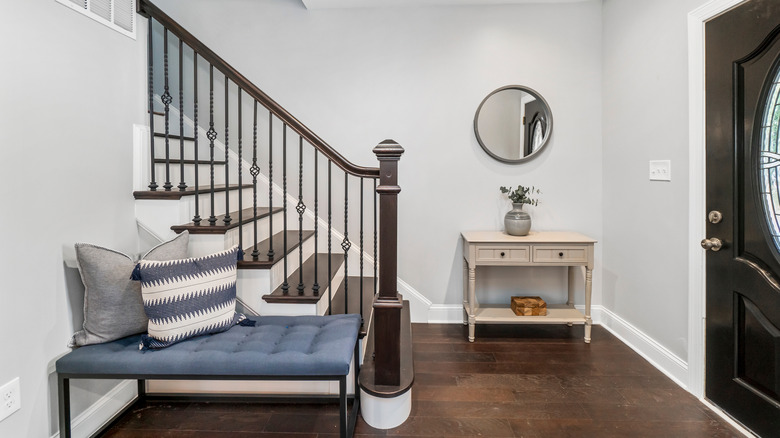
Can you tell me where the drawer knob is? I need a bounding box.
[500,252,506,257]
[558,252,564,257]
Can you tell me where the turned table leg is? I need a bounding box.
[468,266,476,342]
[584,267,593,343]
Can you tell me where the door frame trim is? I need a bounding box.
[687,0,749,400]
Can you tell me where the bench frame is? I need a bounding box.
[58,342,360,438]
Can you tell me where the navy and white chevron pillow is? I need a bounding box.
[132,246,249,349]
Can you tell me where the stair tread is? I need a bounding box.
[329,276,376,337]
[172,207,283,234]
[153,132,196,141]
[133,183,253,200]
[262,253,345,303]
[153,158,227,165]
[238,230,314,268]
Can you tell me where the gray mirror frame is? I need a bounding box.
[473,85,553,164]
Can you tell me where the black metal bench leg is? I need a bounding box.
[138,379,146,400]
[339,376,347,438]
[58,375,71,438]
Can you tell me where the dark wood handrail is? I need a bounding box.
[137,0,380,179]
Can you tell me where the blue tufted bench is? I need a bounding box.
[56,314,361,438]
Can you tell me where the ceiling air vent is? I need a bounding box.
[56,0,136,39]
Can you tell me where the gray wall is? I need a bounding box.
[601,0,708,361]
[154,0,605,311]
[0,0,145,436]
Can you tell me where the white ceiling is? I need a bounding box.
[302,0,588,10]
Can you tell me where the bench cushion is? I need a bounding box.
[56,314,360,377]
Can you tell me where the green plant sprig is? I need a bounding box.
[500,185,541,206]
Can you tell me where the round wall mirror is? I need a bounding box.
[474,85,553,163]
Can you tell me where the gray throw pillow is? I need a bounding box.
[69,231,189,347]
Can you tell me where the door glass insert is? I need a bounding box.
[758,63,780,252]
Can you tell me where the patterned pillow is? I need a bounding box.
[69,231,190,347]
[132,246,249,349]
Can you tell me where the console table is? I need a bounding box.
[461,231,596,343]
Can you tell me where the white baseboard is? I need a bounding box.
[51,380,137,438]
[593,305,689,389]
[427,305,463,324]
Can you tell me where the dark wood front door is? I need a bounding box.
[705,1,780,436]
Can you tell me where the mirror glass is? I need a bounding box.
[474,86,553,163]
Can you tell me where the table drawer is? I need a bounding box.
[532,246,588,263]
[475,245,530,263]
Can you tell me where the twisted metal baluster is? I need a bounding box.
[342,173,351,313]
[147,17,157,191]
[250,101,260,260]
[281,124,289,294]
[192,52,201,224]
[207,65,217,225]
[328,161,332,314]
[237,88,243,258]
[223,77,231,225]
[373,178,378,296]
[267,112,274,259]
[360,177,364,322]
[162,28,172,191]
[297,137,306,295]
[312,149,319,296]
[178,38,186,191]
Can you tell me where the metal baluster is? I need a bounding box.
[373,178,378,296]
[297,137,306,295]
[342,173,351,313]
[250,101,260,259]
[237,88,243,258]
[360,177,364,322]
[147,17,157,191]
[162,28,172,191]
[192,52,201,224]
[207,65,217,225]
[223,77,231,225]
[177,38,186,191]
[328,161,332,314]
[313,149,320,296]
[267,112,275,259]
[281,125,289,293]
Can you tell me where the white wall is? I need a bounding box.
[601,0,708,363]
[0,1,146,436]
[154,0,604,315]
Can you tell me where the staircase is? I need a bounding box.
[132,0,413,424]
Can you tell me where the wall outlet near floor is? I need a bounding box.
[0,377,21,422]
[649,160,671,181]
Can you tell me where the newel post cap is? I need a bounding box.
[373,139,405,160]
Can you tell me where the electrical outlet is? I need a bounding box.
[0,378,21,422]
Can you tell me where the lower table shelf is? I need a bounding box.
[471,304,586,325]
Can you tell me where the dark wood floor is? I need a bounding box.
[103,323,745,437]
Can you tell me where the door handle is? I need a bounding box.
[701,237,723,252]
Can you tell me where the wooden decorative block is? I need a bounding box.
[511,296,547,316]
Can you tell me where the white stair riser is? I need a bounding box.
[180,187,255,222]
[224,209,317,250]
[153,162,228,187]
[259,260,345,317]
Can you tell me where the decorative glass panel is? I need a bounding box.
[759,64,780,252]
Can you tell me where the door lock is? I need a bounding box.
[708,211,723,224]
[701,237,723,252]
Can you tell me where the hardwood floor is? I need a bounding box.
[103,324,744,437]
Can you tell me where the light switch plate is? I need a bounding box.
[649,160,671,181]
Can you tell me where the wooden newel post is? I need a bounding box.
[373,139,404,386]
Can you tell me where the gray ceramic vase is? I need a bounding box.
[505,203,531,236]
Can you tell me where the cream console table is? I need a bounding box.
[461,231,596,343]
